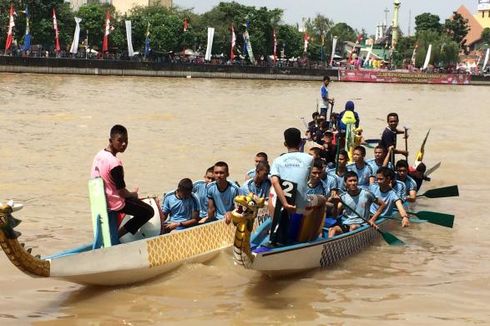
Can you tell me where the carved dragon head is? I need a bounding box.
[0,201,23,239]
[231,193,265,225]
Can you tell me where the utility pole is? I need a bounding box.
[408,9,411,37]
[391,0,401,50]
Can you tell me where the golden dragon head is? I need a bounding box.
[231,193,265,225]
[0,201,23,239]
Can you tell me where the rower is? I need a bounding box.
[328,171,386,238]
[369,167,410,227]
[192,166,215,221]
[346,145,375,189]
[240,162,271,199]
[244,152,268,181]
[327,149,349,194]
[204,161,240,224]
[366,145,393,175]
[395,160,417,203]
[161,178,200,233]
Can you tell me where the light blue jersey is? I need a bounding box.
[193,180,209,218]
[240,178,271,199]
[340,189,376,225]
[245,168,256,179]
[321,173,338,195]
[207,181,240,220]
[306,180,329,196]
[366,158,393,176]
[327,168,346,193]
[320,85,329,109]
[392,180,407,202]
[347,162,374,189]
[270,152,313,212]
[161,191,200,223]
[398,175,417,194]
[369,183,402,218]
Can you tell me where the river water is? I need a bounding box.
[0,74,488,325]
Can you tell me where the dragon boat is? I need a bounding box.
[231,193,398,276]
[0,179,237,286]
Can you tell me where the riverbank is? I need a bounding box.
[1,56,489,85]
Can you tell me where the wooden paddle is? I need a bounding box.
[404,127,409,160]
[340,199,404,246]
[407,210,454,228]
[417,185,459,198]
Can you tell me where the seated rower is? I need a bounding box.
[161,178,200,233]
[367,145,393,174]
[192,166,215,221]
[409,162,429,191]
[327,149,349,194]
[240,162,271,199]
[203,161,240,224]
[307,159,334,198]
[369,167,410,227]
[395,160,417,203]
[346,145,375,189]
[328,171,386,238]
[244,152,268,181]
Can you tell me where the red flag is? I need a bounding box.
[230,25,236,61]
[5,5,15,52]
[52,8,61,53]
[183,18,189,32]
[102,10,111,53]
[273,29,277,63]
[303,32,310,53]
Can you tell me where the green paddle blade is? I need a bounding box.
[409,210,455,228]
[418,185,459,198]
[380,230,405,246]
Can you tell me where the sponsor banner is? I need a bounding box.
[479,0,490,11]
[338,70,471,85]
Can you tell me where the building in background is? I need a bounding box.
[456,1,490,52]
[68,1,173,14]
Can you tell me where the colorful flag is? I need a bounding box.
[329,36,337,67]
[144,22,151,58]
[102,10,111,53]
[243,30,255,64]
[125,20,134,57]
[410,43,418,66]
[5,4,16,54]
[183,18,188,32]
[21,5,31,51]
[273,29,277,63]
[52,8,61,53]
[303,32,310,53]
[230,25,236,61]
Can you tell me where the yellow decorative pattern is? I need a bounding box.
[147,220,235,268]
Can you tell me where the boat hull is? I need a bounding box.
[245,218,396,276]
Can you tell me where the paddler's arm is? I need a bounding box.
[182,210,199,228]
[395,199,410,227]
[271,176,296,214]
[111,166,138,199]
[383,147,394,167]
[406,189,417,203]
[369,198,386,225]
[205,198,216,222]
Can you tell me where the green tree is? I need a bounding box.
[329,22,356,57]
[414,30,459,68]
[393,35,416,67]
[480,27,490,48]
[276,24,302,58]
[415,13,442,35]
[444,11,469,47]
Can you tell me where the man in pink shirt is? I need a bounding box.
[91,125,154,240]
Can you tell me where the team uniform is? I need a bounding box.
[327,168,346,193]
[366,158,394,176]
[161,191,200,227]
[240,178,271,199]
[207,181,240,220]
[380,127,397,149]
[193,180,209,218]
[398,175,417,196]
[340,189,377,225]
[369,183,402,218]
[392,180,407,202]
[320,85,330,116]
[346,162,374,189]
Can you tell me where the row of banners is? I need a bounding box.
[4,5,337,61]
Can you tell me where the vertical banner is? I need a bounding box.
[205,27,215,61]
[320,33,325,63]
[70,17,82,55]
[230,25,236,61]
[21,5,31,51]
[5,4,15,54]
[329,36,337,66]
[410,43,418,66]
[144,22,151,59]
[422,44,432,70]
[102,10,111,53]
[273,29,277,63]
[243,30,255,64]
[183,18,188,32]
[303,32,309,53]
[125,20,134,57]
[482,48,489,71]
[52,8,61,53]
[363,46,372,67]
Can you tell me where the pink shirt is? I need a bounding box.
[91,149,125,211]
